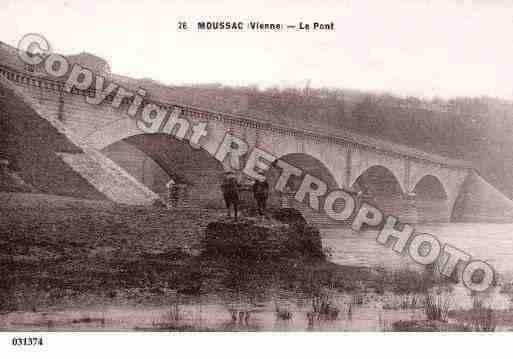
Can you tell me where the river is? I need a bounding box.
[321,222,513,278]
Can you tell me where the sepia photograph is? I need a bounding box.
[1,0,513,356]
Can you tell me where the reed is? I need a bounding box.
[471,298,496,332]
[309,295,340,321]
[275,305,293,321]
[424,293,451,322]
[471,307,496,332]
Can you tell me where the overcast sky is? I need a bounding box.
[2,0,513,99]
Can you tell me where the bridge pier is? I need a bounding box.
[271,188,453,227]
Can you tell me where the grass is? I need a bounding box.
[393,292,499,332]
[383,294,422,310]
[351,293,365,306]
[227,307,251,324]
[471,307,496,332]
[152,297,185,329]
[467,298,496,332]
[400,294,420,309]
[167,301,182,322]
[308,294,340,323]
[449,305,502,332]
[424,293,451,322]
[274,303,293,321]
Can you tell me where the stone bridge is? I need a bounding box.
[1,57,513,224]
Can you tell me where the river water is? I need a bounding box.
[321,223,513,278]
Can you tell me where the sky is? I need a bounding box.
[1,0,513,99]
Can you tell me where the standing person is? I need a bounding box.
[221,171,240,220]
[253,178,270,216]
[280,184,293,209]
[356,189,363,210]
[166,179,178,208]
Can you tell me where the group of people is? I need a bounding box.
[221,171,269,220]
[166,171,376,219]
[165,171,270,220]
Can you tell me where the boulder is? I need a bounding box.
[271,208,307,225]
[202,217,324,262]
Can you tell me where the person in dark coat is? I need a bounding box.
[221,171,240,220]
[253,178,270,215]
[166,179,178,208]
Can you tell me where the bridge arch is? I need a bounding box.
[412,174,448,199]
[101,133,226,206]
[411,174,452,222]
[268,152,339,192]
[408,163,470,213]
[352,165,404,198]
[266,152,341,225]
[85,115,141,150]
[348,149,407,194]
[255,130,346,188]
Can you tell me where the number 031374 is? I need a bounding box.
[11,337,44,346]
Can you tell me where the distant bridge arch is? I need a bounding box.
[412,174,448,199]
[348,149,407,194]
[269,152,339,191]
[353,165,404,198]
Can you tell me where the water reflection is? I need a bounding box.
[321,223,513,276]
[0,296,425,331]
